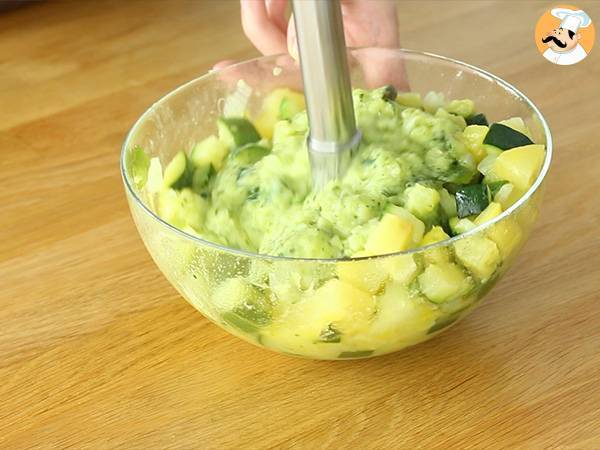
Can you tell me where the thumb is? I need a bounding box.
[287,15,299,61]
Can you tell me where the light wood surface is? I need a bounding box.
[1,1,599,448]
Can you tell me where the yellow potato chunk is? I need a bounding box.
[365,213,414,255]
[474,202,503,226]
[462,125,489,163]
[454,236,501,281]
[492,144,545,191]
[487,217,523,260]
[254,88,305,139]
[304,279,376,336]
[338,252,389,294]
[418,262,471,304]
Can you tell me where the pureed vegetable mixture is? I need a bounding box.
[127,86,546,358]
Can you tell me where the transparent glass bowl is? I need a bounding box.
[121,49,552,360]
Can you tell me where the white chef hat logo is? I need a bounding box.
[552,8,592,33]
[537,6,594,66]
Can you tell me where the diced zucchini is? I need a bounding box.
[491,144,545,191]
[127,146,150,190]
[146,157,164,194]
[404,183,441,224]
[499,117,533,139]
[474,201,503,226]
[190,135,229,171]
[418,262,471,303]
[465,113,489,126]
[483,123,534,150]
[364,213,414,255]
[254,88,305,139]
[214,278,273,333]
[229,144,270,166]
[449,217,476,235]
[386,205,426,246]
[381,85,398,102]
[191,164,214,194]
[217,117,261,149]
[486,180,508,198]
[396,92,422,108]
[462,125,489,163]
[163,151,193,189]
[156,187,206,230]
[494,183,523,209]
[446,99,475,118]
[338,252,389,294]
[455,184,489,218]
[454,236,500,281]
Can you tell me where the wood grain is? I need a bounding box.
[1,1,599,448]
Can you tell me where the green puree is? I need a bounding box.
[139,86,544,259]
[199,87,477,258]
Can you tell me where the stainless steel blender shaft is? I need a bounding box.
[292,0,360,189]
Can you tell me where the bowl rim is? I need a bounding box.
[120,48,553,263]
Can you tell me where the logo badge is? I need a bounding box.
[535,4,595,65]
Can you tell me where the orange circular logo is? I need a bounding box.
[534,4,595,65]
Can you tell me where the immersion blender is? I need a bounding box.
[292,0,361,189]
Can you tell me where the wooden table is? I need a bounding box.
[2,1,599,447]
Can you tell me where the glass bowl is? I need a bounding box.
[120,49,552,360]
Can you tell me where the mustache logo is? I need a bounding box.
[542,35,567,48]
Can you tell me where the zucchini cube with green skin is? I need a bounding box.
[418,262,472,304]
[214,277,274,333]
[455,184,489,218]
[217,117,261,149]
[229,144,270,166]
[483,123,534,150]
[449,217,476,235]
[191,135,229,171]
[453,236,500,281]
[127,146,150,190]
[465,113,488,126]
[163,151,194,190]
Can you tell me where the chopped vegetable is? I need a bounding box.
[483,123,534,150]
[455,184,490,218]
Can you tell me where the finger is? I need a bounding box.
[340,0,400,48]
[241,0,288,55]
[212,59,237,71]
[286,15,298,61]
[265,0,288,34]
